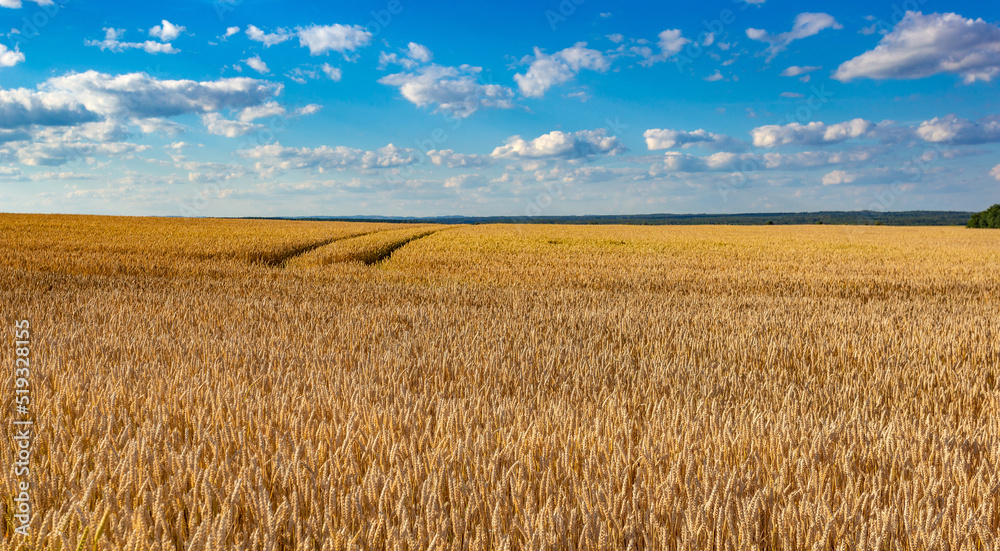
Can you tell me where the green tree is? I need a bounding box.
[967,204,1000,228]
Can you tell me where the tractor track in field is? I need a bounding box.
[265,230,382,268]
[362,228,444,266]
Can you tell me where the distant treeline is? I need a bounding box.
[263,211,974,227]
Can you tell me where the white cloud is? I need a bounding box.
[657,151,757,173]
[747,13,842,60]
[427,149,494,168]
[915,115,1000,144]
[149,20,186,42]
[321,64,342,81]
[491,129,626,160]
[223,26,240,39]
[641,29,691,66]
[653,149,873,174]
[644,128,747,152]
[245,25,292,47]
[822,170,856,185]
[751,119,874,147]
[991,164,1000,180]
[296,104,322,116]
[239,143,418,171]
[86,28,180,54]
[132,117,185,136]
[379,64,515,118]
[0,0,54,8]
[244,55,269,74]
[703,70,724,82]
[835,12,1000,83]
[0,71,280,131]
[780,65,820,77]
[0,44,24,67]
[514,42,609,98]
[379,42,434,69]
[780,92,805,98]
[0,121,149,166]
[406,42,432,63]
[296,24,372,56]
[237,101,285,122]
[201,113,262,137]
[287,64,342,84]
[233,101,322,123]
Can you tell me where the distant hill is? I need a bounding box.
[252,211,974,226]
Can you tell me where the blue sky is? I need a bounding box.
[0,0,998,217]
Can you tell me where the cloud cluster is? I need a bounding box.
[239,143,418,172]
[915,115,1000,144]
[834,12,1000,83]
[40,71,282,119]
[86,27,180,54]
[751,119,874,147]
[491,129,626,160]
[514,43,609,98]
[245,24,372,56]
[379,63,515,118]
[644,128,747,152]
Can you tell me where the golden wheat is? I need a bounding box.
[1,215,998,550]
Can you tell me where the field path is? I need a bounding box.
[283,224,451,268]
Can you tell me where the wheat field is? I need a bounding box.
[1,214,998,550]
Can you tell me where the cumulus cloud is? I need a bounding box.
[991,164,1000,180]
[822,170,856,185]
[239,143,418,172]
[149,20,186,42]
[223,26,240,39]
[0,44,25,67]
[644,128,747,152]
[747,13,842,60]
[915,114,1000,144]
[297,24,372,56]
[39,71,281,120]
[201,113,262,137]
[514,43,609,98]
[245,25,292,47]
[834,12,1000,84]
[751,118,874,147]
[491,129,626,160]
[379,64,515,118]
[86,28,180,54]
[244,55,269,74]
[640,29,691,66]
